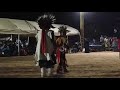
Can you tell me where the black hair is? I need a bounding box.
[37,13,56,30]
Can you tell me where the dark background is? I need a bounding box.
[84,12,120,39]
[0,12,120,39]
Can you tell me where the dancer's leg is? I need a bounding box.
[40,67,46,77]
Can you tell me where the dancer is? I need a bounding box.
[35,14,56,77]
[56,26,69,74]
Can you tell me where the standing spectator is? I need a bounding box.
[112,37,118,51]
[84,38,90,53]
[100,35,104,44]
[104,36,109,51]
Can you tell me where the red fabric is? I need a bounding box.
[56,48,61,63]
[118,39,120,51]
[41,30,46,54]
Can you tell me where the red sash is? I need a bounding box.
[118,39,120,51]
[56,48,61,63]
[41,30,46,54]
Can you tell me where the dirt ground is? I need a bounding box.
[1,51,120,78]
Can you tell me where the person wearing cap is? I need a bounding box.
[35,13,56,77]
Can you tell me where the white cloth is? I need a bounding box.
[47,31,52,39]
[35,30,42,66]
[34,30,54,66]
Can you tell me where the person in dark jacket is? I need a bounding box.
[84,38,90,53]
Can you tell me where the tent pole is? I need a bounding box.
[11,34,12,41]
[66,35,69,53]
[18,34,20,56]
[28,36,29,45]
[79,33,82,51]
[80,12,84,51]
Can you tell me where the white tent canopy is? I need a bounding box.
[0,18,80,55]
[51,24,80,36]
[0,18,37,35]
[0,18,80,36]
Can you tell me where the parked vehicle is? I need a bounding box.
[89,42,103,52]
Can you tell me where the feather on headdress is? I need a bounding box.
[58,26,70,36]
[37,13,56,30]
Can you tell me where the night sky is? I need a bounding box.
[0,12,120,39]
[84,12,120,39]
[0,12,80,30]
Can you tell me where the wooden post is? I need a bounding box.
[80,12,84,51]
